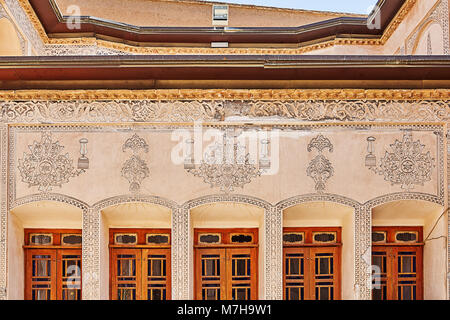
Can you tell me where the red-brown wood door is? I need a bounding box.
[25,248,81,300]
[372,246,423,300]
[110,248,171,300]
[283,246,340,300]
[195,247,258,300]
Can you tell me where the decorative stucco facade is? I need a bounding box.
[0,0,449,301]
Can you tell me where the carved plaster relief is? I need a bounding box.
[307,135,334,193]
[2,99,450,124]
[121,134,149,193]
[18,132,86,192]
[366,131,434,190]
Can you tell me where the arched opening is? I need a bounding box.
[9,200,83,300]
[282,201,355,300]
[371,199,446,300]
[190,202,265,300]
[0,18,23,56]
[101,201,172,300]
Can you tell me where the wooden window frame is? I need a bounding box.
[194,228,259,300]
[372,226,424,300]
[283,227,342,300]
[24,228,82,300]
[109,228,171,300]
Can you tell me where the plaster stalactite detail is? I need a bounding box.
[18,132,85,192]
[82,208,101,300]
[2,99,450,123]
[121,134,149,193]
[307,135,334,193]
[264,207,283,300]
[371,132,434,190]
[0,125,7,300]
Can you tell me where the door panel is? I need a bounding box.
[195,248,226,300]
[310,247,340,300]
[142,248,171,300]
[284,247,307,300]
[227,248,257,300]
[371,246,423,300]
[111,248,142,300]
[57,249,82,300]
[25,249,57,300]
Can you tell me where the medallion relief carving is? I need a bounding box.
[365,131,434,190]
[17,132,87,192]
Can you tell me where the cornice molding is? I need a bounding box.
[1,89,450,101]
[15,0,416,54]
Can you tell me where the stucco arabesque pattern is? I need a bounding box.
[121,134,150,193]
[307,135,334,193]
[369,131,434,190]
[2,99,450,123]
[17,132,86,192]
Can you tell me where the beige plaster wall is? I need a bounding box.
[372,200,447,299]
[283,201,355,300]
[413,22,445,54]
[12,128,441,207]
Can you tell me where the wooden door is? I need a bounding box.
[110,248,142,300]
[195,247,258,300]
[25,249,57,300]
[142,248,171,300]
[309,246,340,300]
[372,246,423,300]
[283,246,340,300]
